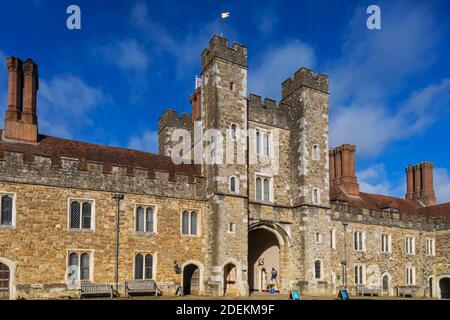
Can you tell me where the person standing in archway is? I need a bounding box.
[270,267,278,292]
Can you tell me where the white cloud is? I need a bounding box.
[130,1,235,79]
[329,1,449,157]
[96,39,149,73]
[330,79,450,156]
[357,164,392,195]
[127,130,158,153]
[434,168,450,204]
[249,41,316,100]
[253,7,279,35]
[39,74,106,138]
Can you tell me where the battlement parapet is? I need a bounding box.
[281,67,329,99]
[0,150,206,200]
[331,202,450,230]
[201,35,247,71]
[248,94,290,129]
[158,109,192,132]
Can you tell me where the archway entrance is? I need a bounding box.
[439,278,450,299]
[223,263,237,296]
[249,227,282,292]
[382,274,389,295]
[183,264,200,295]
[0,262,9,300]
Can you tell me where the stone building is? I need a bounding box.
[0,35,449,300]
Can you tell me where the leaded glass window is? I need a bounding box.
[0,195,13,226]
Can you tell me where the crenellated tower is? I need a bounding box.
[200,35,249,295]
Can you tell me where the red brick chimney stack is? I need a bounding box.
[329,144,359,195]
[3,56,39,143]
[405,162,436,207]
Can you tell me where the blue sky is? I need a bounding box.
[0,0,449,202]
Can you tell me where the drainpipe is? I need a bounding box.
[419,229,424,297]
[342,221,349,290]
[112,193,124,295]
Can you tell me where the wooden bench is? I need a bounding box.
[79,283,114,299]
[125,280,161,297]
[396,286,417,297]
[356,285,381,296]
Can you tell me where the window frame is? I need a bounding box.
[312,144,320,161]
[405,235,416,256]
[354,264,366,285]
[381,233,392,253]
[426,238,435,256]
[133,252,157,281]
[180,209,200,236]
[353,230,365,252]
[134,204,157,234]
[314,260,323,280]
[255,174,273,203]
[312,188,320,205]
[230,123,238,140]
[66,250,94,285]
[255,128,272,157]
[229,176,239,194]
[67,198,95,231]
[406,266,416,286]
[330,228,336,249]
[0,192,16,228]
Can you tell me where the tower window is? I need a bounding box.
[230,176,239,193]
[256,176,271,202]
[314,260,322,279]
[312,144,320,160]
[230,82,235,91]
[313,188,320,204]
[228,223,236,233]
[230,124,238,140]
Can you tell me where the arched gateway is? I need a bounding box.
[248,223,290,293]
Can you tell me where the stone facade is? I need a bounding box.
[0,35,449,300]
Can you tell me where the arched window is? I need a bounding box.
[146,207,154,233]
[312,144,320,160]
[68,252,79,282]
[313,188,320,204]
[314,261,321,279]
[135,254,144,280]
[70,201,80,229]
[256,131,261,155]
[182,211,190,234]
[230,124,238,140]
[145,255,153,279]
[81,202,91,229]
[263,179,270,201]
[256,178,262,201]
[0,194,13,226]
[190,212,198,235]
[230,176,237,193]
[136,207,145,232]
[80,253,90,281]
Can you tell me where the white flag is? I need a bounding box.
[221,12,230,19]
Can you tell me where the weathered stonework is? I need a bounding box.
[0,35,449,300]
